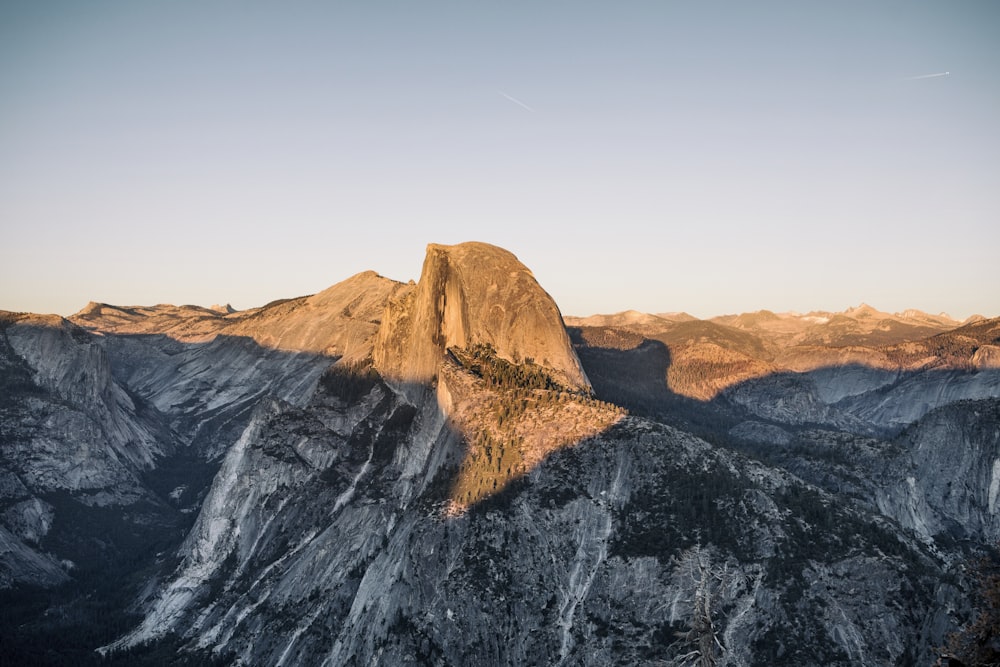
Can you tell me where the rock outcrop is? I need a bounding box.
[225,271,405,360]
[373,243,589,391]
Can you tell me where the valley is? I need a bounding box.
[2,242,998,666]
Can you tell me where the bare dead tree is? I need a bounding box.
[667,546,729,667]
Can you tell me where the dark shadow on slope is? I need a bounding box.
[716,364,1000,442]
[0,320,343,665]
[566,322,1000,561]
[78,336,966,665]
[568,324,1000,445]
[567,327,745,443]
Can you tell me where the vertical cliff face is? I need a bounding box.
[373,242,589,391]
[875,399,1000,543]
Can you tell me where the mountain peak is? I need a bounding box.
[844,303,886,319]
[373,242,589,390]
[75,301,105,317]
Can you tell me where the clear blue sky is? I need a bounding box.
[2,1,998,319]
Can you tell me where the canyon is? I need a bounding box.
[2,242,998,665]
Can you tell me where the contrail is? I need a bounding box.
[902,71,950,80]
[497,90,534,112]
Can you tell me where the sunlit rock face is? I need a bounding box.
[71,270,404,360]
[374,242,589,391]
[973,345,1000,370]
[223,270,405,360]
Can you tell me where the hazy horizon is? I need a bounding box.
[5,252,993,324]
[3,2,998,320]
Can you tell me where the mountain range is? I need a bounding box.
[2,242,998,666]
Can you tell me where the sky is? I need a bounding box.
[2,1,998,320]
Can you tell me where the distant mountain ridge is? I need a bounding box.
[566,305,998,404]
[567,302,977,350]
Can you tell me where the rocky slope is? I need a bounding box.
[2,243,998,665]
[69,270,407,460]
[72,270,404,358]
[724,399,1000,547]
[110,366,948,667]
[0,312,183,590]
[879,399,1000,544]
